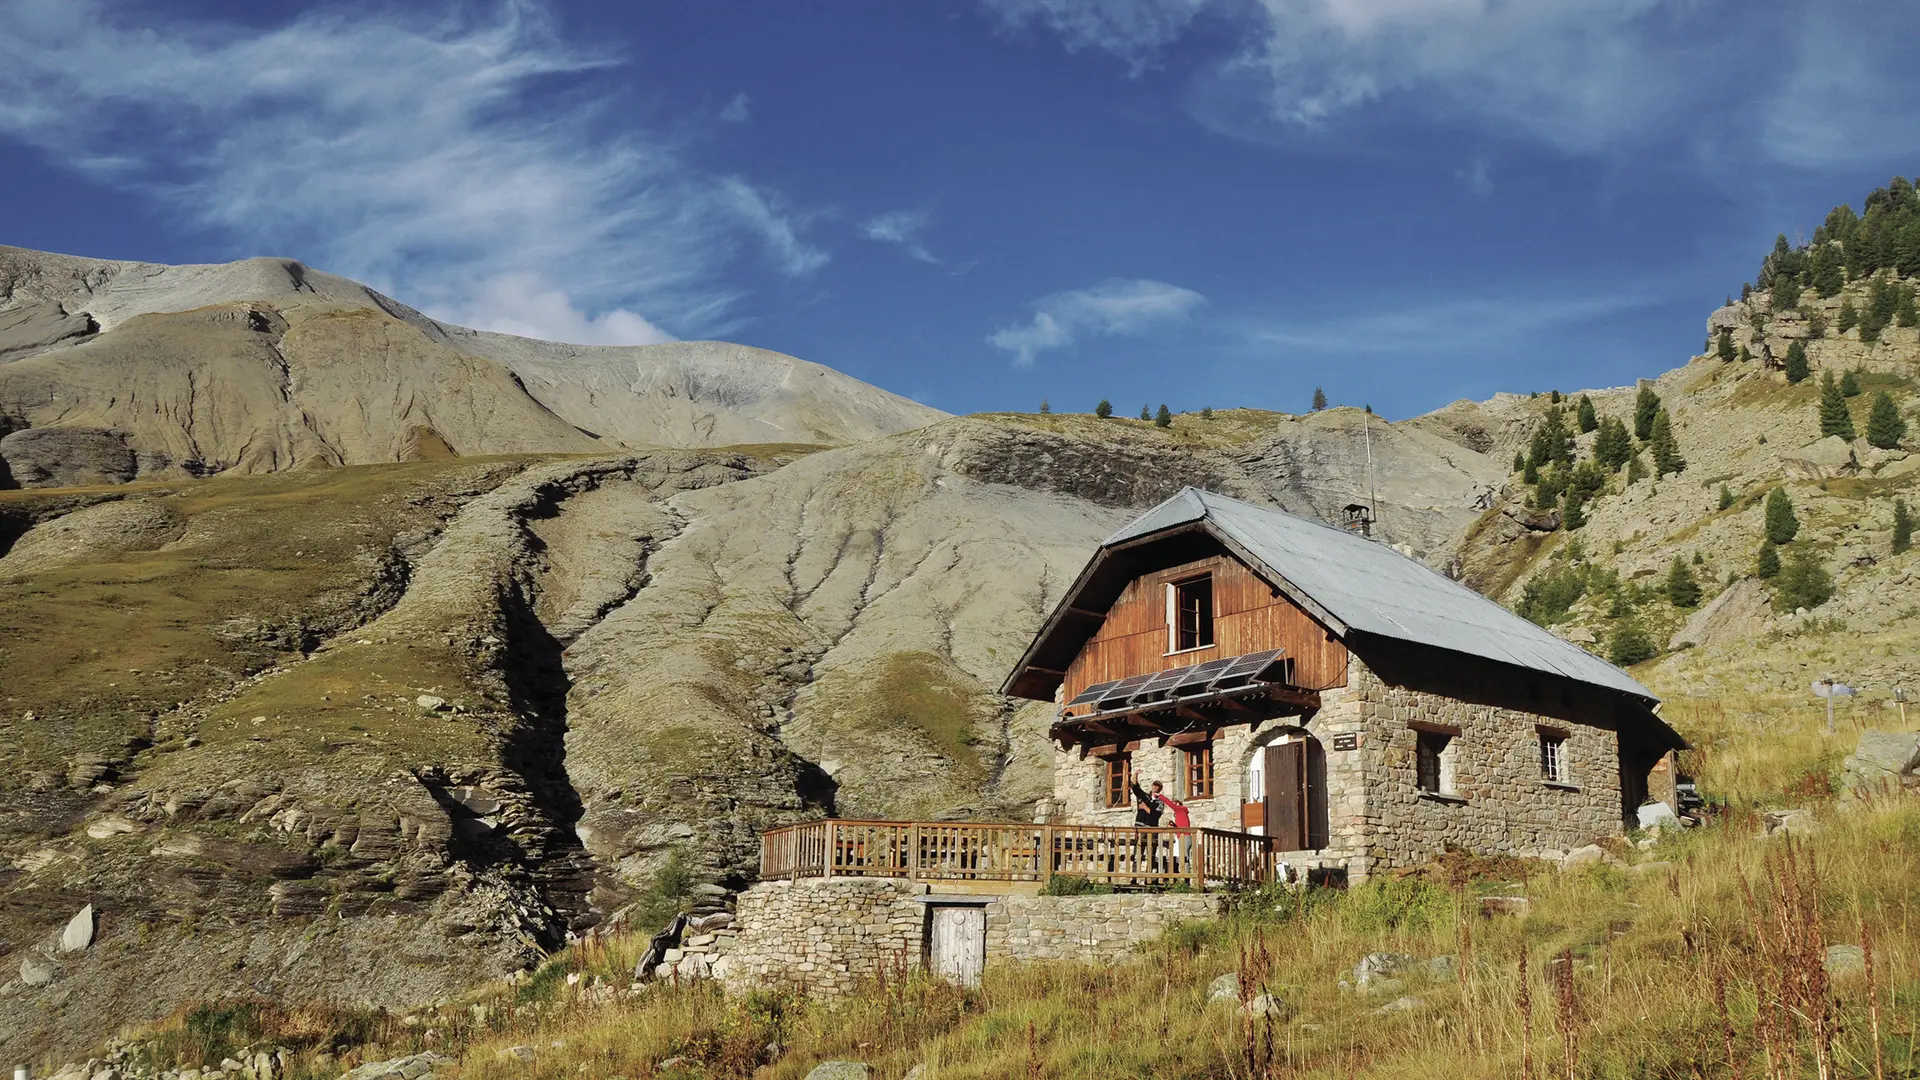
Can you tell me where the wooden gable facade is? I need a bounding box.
[1058,552,1348,723]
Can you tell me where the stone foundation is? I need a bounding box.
[983,893,1225,962]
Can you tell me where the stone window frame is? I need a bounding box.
[1411,720,1463,803]
[1537,724,1576,788]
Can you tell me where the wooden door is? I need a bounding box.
[1265,742,1307,851]
[930,906,986,987]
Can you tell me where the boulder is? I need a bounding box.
[1376,995,1425,1014]
[1779,435,1858,481]
[20,952,55,986]
[1246,993,1286,1018]
[85,816,142,840]
[1839,731,1920,798]
[1562,844,1612,867]
[414,695,448,712]
[1668,579,1768,651]
[1207,971,1243,1003]
[1824,944,1866,978]
[60,904,95,952]
[804,1064,872,1080]
[1635,801,1680,831]
[1762,808,1818,838]
[1342,952,1413,992]
[1479,895,1530,918]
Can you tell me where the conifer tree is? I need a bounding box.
[1649,410,1685,476]
[1773,547,1834,612]
[1665,555,1701,607]
[1154,404,1172,428]
[1608,618,1657,666]
[1898,285,1919,328]
[1718,485,1734,511]
[1811,243,1844,297]
[1716,329,1737,362]
[1562,491,1585,530]
[1627,453,1648,484]
[1634,385,1661,440]
[1200,406,1214,420]
[1866,391,1907,449]
[1039,399,1050,414]
[1550,389,1562,404]
[1784,340,1810,383]
[1764,486,1799,544]
[1756,540,1781,579]
[1837,298,1859,334]
[1773,274,1803,308]
[1139,404,1151,421]
[1095,399,1112,418]
[1312,386,1328,411]
[1593,417,1632,471]
[1841,368,1862,397]
[1576,395,1597,433]
[1818,371,1857,438]
[1895,498,1913,555]
[1513,450,1526,473]
[1522,457,1540,485]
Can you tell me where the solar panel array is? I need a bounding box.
[1065,649,1288,716]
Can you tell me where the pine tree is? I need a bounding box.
[1200,406,1214,420]
[1039,399,1051,414]
[1154,404,1172,428]
[1784,340,1810,383]
[1312,386,1328,411]
[1627,452,1648,484]
[1773,273,1804,308]
[1818,370,1857,439]
[1716,329,1737,362]
[1095,399,1112,418]
[1718,485,1734,511]
[1513,450,1526,473]
[1608,618,1657,666]
[1576,395,1597,433]
[1649,409,1685,476]
[1634,385,1661,440]
[1139,404,1151,421]
[1563,491,1586,530]
[1764,486,1799,544]
[1841,368,1862,397]
[1593,416,1632,470]
[1756,540,1781,579]
[1837,298,1859,334]
[1894,498,1913,555]
[1811,243,1844,297]
[1522,457,1540,485]
[1550,389,1562,404]
[1665,555,1700,608]
[1773,547,1834,612]
[1898,285,1919,328]
[1866,391,1907,448]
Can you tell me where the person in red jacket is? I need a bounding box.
[1150,781,1192,873]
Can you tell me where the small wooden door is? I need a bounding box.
[1265,742,1307,851]
[930,906,986,987]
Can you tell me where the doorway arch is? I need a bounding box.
[1243,728,1329,852]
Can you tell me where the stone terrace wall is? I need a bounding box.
[984,892,1226,963]
[722,878,927,997]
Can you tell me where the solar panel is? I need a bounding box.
[1066,678,1122,707]
[1171,658,1235,693]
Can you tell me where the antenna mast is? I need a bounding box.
[1363,410,1377,522]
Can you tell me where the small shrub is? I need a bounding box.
[1041,874,1115,896]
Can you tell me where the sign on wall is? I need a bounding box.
[1330,734,1358,751]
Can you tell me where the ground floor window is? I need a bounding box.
[1415,730,1455,795]
[1539,731,1571,784]
[1103,753,1134,808]
[1182,741,1215,799]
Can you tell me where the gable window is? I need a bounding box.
[1167,575,1215,652]
[1181,741,1215,800]
[1103,753,1134,809]
[1415,730,1455,796]
[1539,730,1571,785]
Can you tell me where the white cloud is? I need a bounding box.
[989,278,1206,366]
[859,210,941,265]
[1456,155,1492,196]
[981,0,1920,166]
[0,0,824,344]
[1238,288,1660,356]
[719,92,752,124]
[719,177,830,277]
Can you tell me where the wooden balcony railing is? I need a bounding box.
[758,819,1276,891]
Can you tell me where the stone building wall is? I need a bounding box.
[983,893,1225,962]
[722,878,928,997]
[1350,656,1623,873]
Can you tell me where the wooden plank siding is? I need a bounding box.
[1060,554,1348,710]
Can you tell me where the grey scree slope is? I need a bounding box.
[1106,488,1657,703]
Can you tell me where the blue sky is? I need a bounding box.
[2,0,1916,420]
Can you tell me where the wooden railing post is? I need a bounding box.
[908,823,920,882]
[1190,829,1204,892]
[1040,825,1055,890]
[824,820,838,878]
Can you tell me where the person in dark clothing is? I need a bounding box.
[1131,779,1163,827]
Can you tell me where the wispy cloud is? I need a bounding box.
[989,278,1206,367]
[1456,155,1492,197]
[980,0,1920,167]
[719,91,752,124]
[1237,289,1663,357]
[859,210,941,265]
[0,0,826,344]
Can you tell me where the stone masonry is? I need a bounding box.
[984,893,1224,962]
[723,877,929,997]
[1050,652,1626,881]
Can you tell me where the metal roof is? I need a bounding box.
[1102,488,1657,703]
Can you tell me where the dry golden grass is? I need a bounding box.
[124,696,1918,1080]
